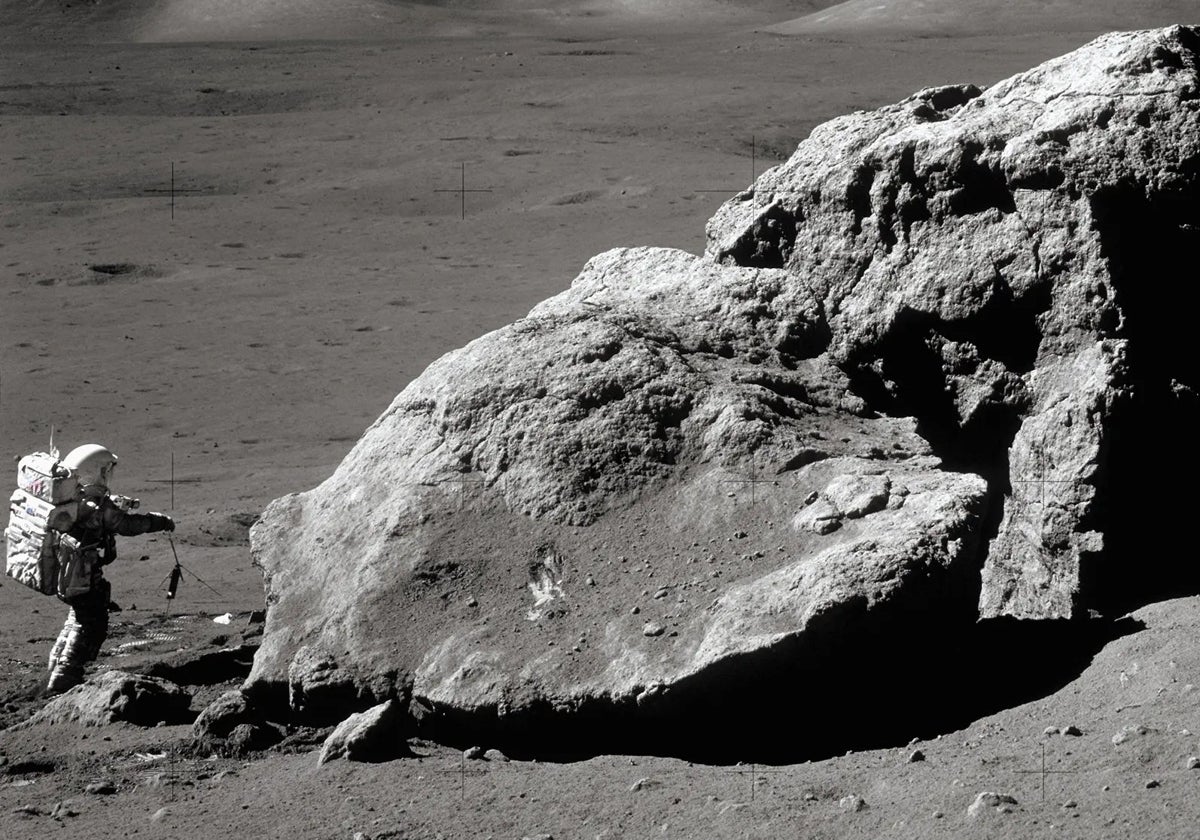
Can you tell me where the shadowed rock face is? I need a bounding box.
[247,27,1200,757]
[708,24,1200,620]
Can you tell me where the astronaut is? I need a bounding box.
[46,444,176,695]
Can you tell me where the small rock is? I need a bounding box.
[1187,756,1200,770]
[932,810,944,819]
[839,794,867,812]
[1063,725,1083,737]
[466,596,478,607]
[1063,800,1078,809]
[85,781,117,795]
[151,807,170,822]
[1043,726,1060,736]
[968,792,1017,818]
[521,835,553,840]
[224,722,279,755]
[319,700,407,765]
[733,531,747,539]
[585,576,595,586]
[483,748,509,762]
[13,804,44,816]
[49,800,78,820]
[642,622,664,637]
[192,689,258,740]
[1146,779,1161,789]
[28,670,191,727]
[653,587,668,599]
[464,746,485,760]
[630,606,640,615]
[635,684,664,707]
[908,749,925,763]
[352,833,371,840]
[1112,724,1148,745]
[718,802,748,814]
[803,792,818,802]
[792,496,843,534]
[629,777,662,792]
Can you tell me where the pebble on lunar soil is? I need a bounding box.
[1187,756,1200,770]
[839,794,867,812]
[642,622,665,637]
[47,800,76,818]
[908,749,925,762]
[85,781,117,795]
[630,777,662,792]
[1112,724,1148,745]
[968,792,1017,817]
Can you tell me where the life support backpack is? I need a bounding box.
[4,452,93,598]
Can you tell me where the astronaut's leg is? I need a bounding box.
[46,578,111,694]
[47,609,78,673]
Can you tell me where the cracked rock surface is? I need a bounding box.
[247,27,1200,754]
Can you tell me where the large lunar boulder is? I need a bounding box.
[248,27,1200,754]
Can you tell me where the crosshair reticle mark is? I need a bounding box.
[1013,742,1079,802]
[718,459,779,507]
[435,162,493,220]
[692,135,758,197]
[434,753,491,801]
[138,161,210,220]
[1008,437,1076,526]
[719,762,787,803]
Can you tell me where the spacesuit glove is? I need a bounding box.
[149,513,176,532]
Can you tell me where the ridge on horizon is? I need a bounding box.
[767,0,1200,36]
